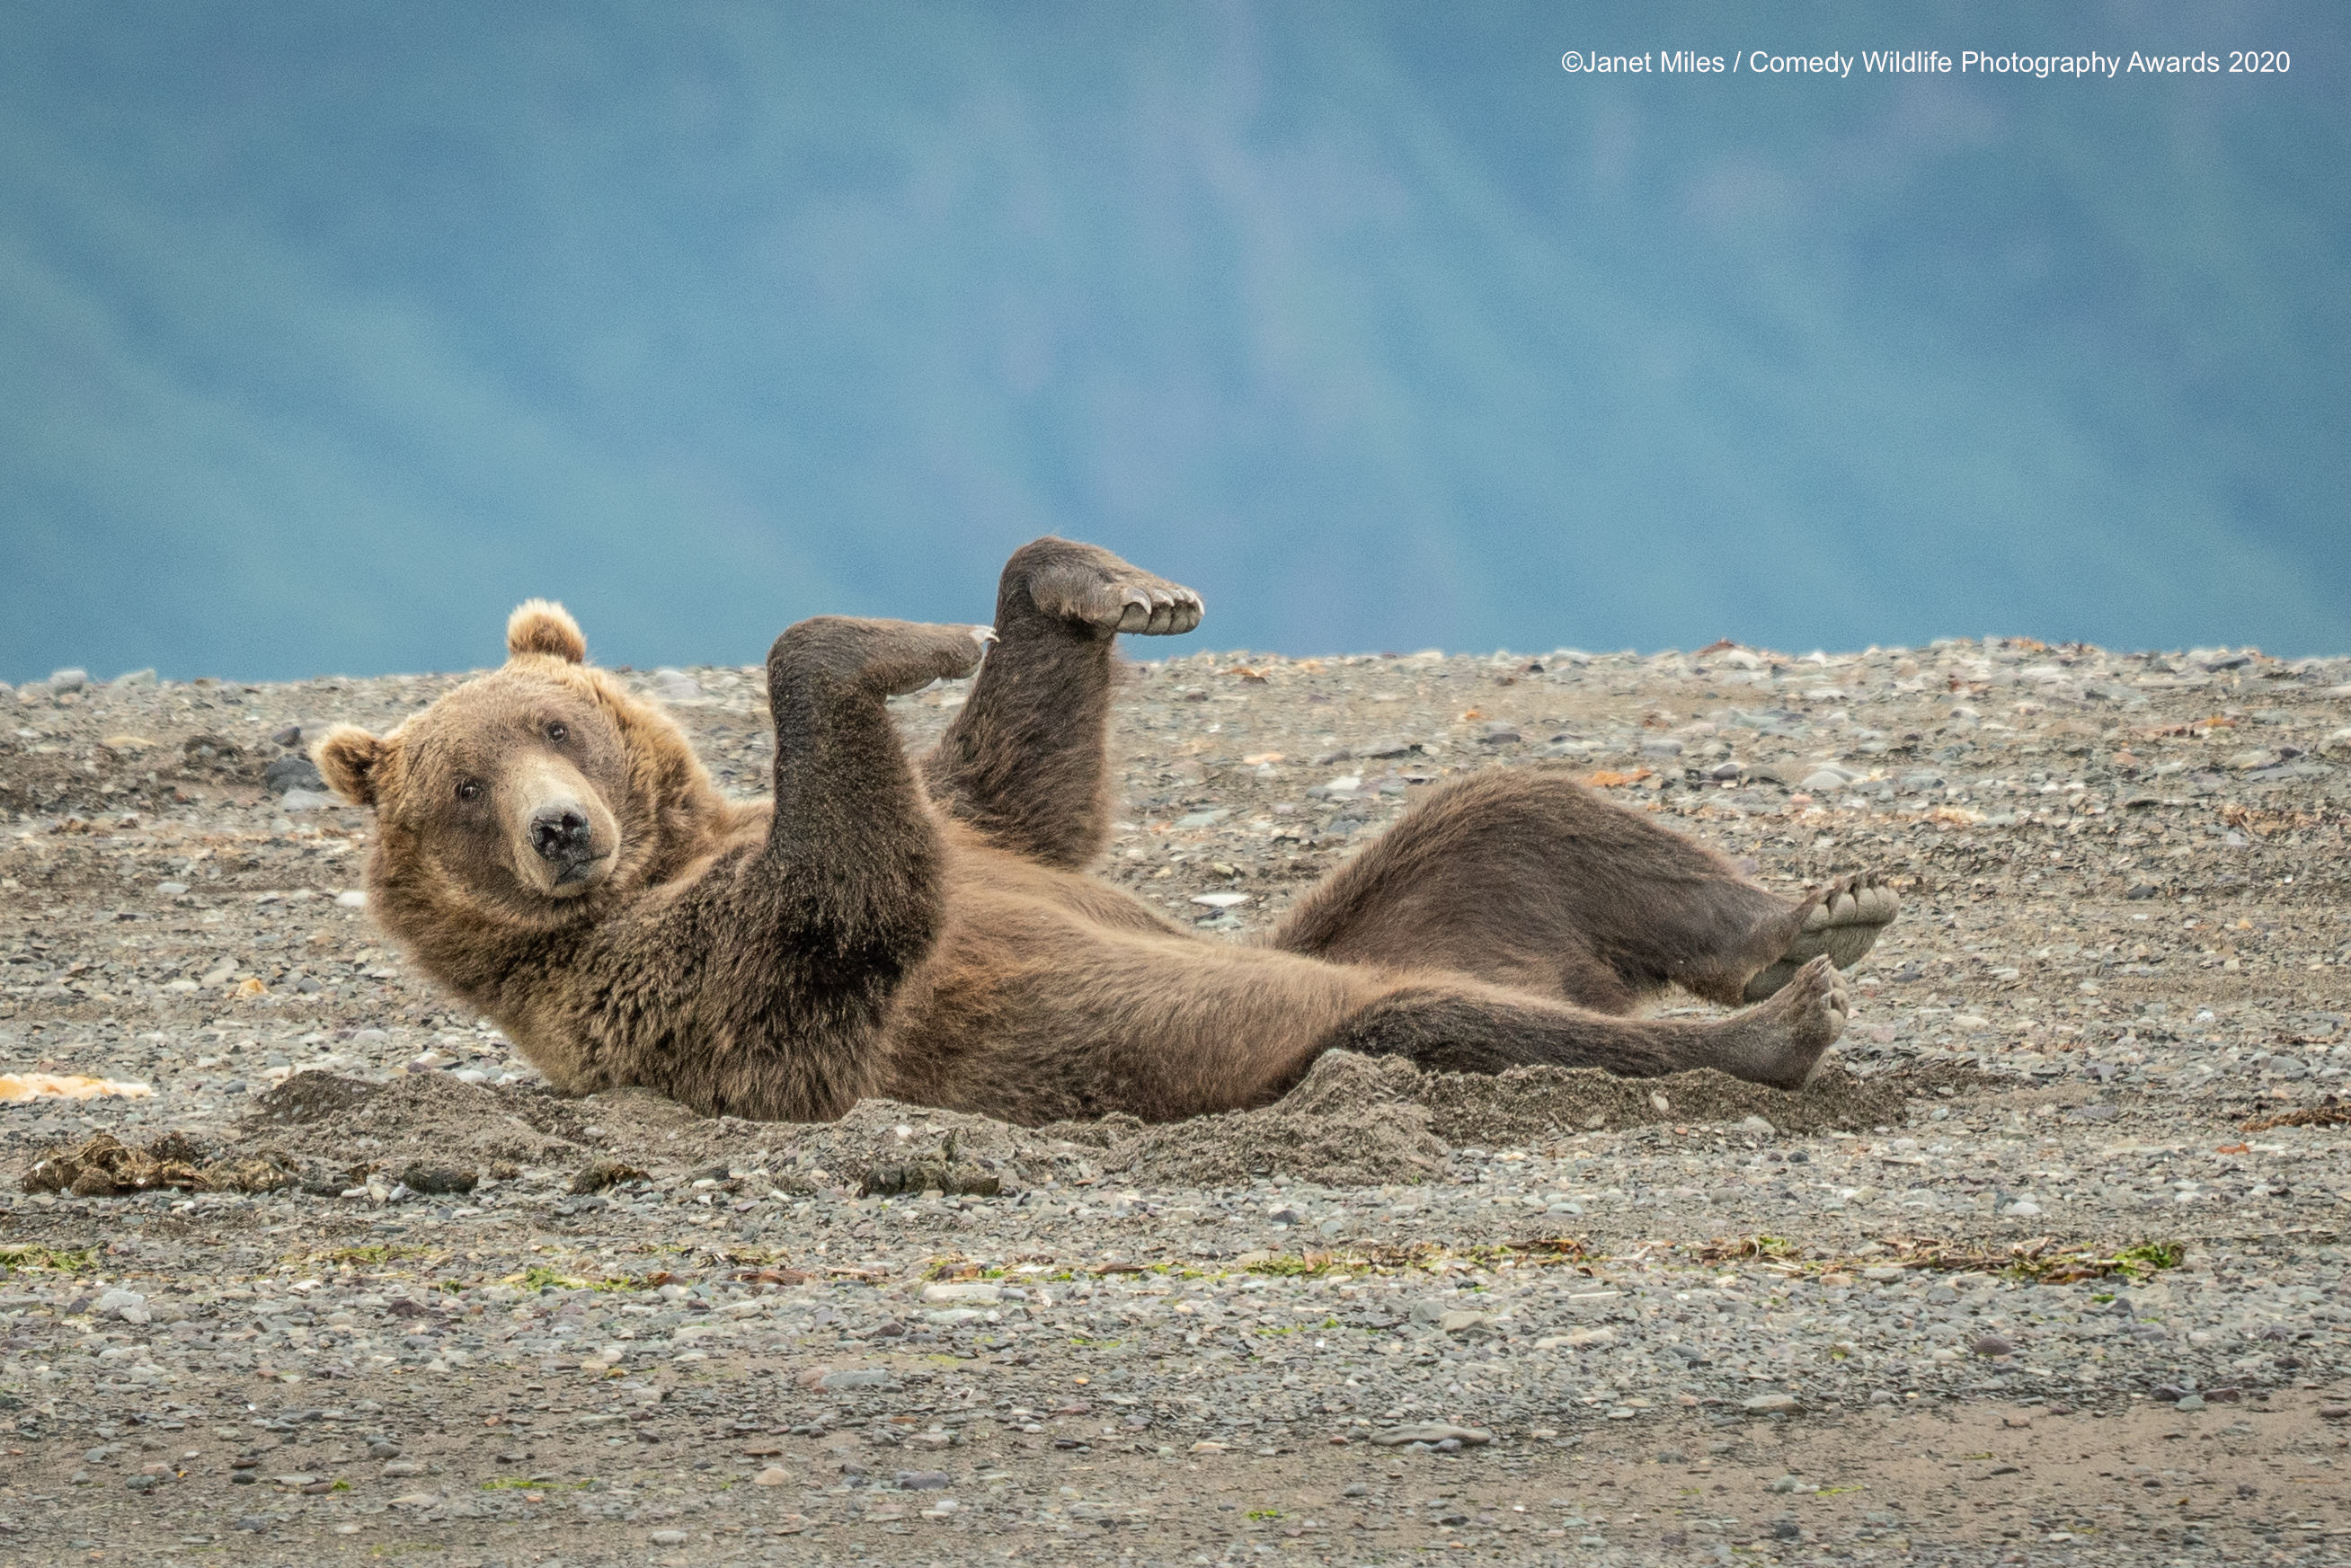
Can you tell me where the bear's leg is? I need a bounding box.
[1327,955,1851,1091]
[760,615,991,1005]
[1270,769,1896,1009]
[598,616,989,1125]
[922,536,1202,868]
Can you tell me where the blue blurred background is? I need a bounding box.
[3,1,2345,683]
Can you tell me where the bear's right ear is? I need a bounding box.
[506,599,587,663]
[314,726,386,807]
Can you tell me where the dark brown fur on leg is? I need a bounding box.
[922,537,1200,869]
[1271,769,1805,1009]
[550,616,987,1121]
[1326,954,1850,1089]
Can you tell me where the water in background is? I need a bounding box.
[3,1,2344,680]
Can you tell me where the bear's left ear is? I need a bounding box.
[507,599,587,663]
[315,726,386,807]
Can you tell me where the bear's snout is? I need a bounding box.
[530,804,596,868]
[504,751,618,896]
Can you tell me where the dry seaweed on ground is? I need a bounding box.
[19,1132,300,1197]
[1685,1231,2187,1284]
[1238,1236,1592,1279]
[2240,1096,2351,1133]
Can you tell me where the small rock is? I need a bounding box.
[649,1529,690,1546]
[48,668,89,693]
[1798,769,1848,792]
[821,1369,892,1391]
[2175,1394,2206,1412]
[1437,1309,1495,1335]
[1734,1115,1775,1138]
[264,755,326,796]
[752,1466,789,1485]
[1370,1422,1493,1447]
[1742,1394,1801,1415]
[920,1282,1002,1305]
[1973,1335,2016,1358]
[649,669,704,704]
[897,1470,952,1490]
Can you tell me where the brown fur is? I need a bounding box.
[318,538,1892,1125]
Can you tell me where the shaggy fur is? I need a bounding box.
[317,538,1895,1125]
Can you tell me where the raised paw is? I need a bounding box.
[1018,540,1204,637]
[768,616,994,701]
[1741,870,1900,1002]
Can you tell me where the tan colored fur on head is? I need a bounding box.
[507,599,587,663]
[315,725,386,807]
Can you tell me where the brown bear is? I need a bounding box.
[315,537,1897,1126]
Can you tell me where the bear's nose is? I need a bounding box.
[529,804,594,863]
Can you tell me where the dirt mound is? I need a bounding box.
[244,1070,596,1172]
[1413,1059,1911,1146]
[183,1050,1931,1200]
[1096,1051,1446,1188]
[759,1099,1101,1196]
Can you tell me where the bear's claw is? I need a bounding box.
[1029,558,1203,637]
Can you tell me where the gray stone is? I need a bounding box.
[264,754,327,796]
[1370,1422,1492,1447]
[650,669,705,703]
[821,1369,892,1390]
[110,669,157,689]
[1742,1394,1801,1415]
[48,667,89,693]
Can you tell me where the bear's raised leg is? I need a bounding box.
[1270,769,1895,1011]
[922,536,1202,869]
[1738,872,1902,1000]
[1326,955,1851,1091]
[566,616,988,1124]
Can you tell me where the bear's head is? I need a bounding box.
[314,600,731,949]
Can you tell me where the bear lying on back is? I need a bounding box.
[315,538,1897,1125]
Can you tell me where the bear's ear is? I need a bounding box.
[506,599,587,663]
[314,726,386,807]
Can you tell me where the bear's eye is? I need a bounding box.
[545,722,569,744]
[455,779,484,804]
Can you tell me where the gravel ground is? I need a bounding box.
[3,636,2351,1566]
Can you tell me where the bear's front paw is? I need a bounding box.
[769,617,995,699]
